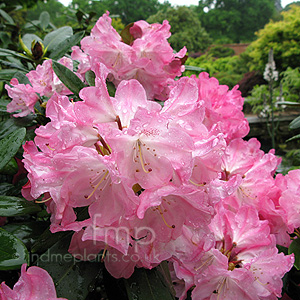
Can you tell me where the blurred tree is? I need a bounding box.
[247,5,300,73]
[196,0,278,43]
[147,6,212,53]
[1,0,40,9]
[96,0,171,25]
[27,0,69,28]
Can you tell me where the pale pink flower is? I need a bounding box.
[0,264,67,300]
[107,107,194,189]
[192,73,250,142]
[76,12,186,100]
[278,169,300,231]
[26,58,74,98]
[5,78,39,117]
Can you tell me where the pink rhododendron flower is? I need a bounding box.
[5,78,39,117]
[26,57,74,98]
[76,12,186,100]
[0,264,67,300]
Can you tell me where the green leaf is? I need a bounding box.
[52,60,86,97]
[277,244,288,255]
[0,118,21,139]
[286,134,300,143]
[0,59,28,72]
[85,70,95,87]
[124,267,176,300]
[13,71,31,85]
[290,116,300,129]
[0,8,14,24]
[31,227,71,254]
[120,23,134,45]
[0,228,29,270]
[0,48,32,61]
[184,65,206,72]
[0,183,18,196]
[3,221,48,249]
[44,26,73,53]
[49,31,85,60]
[22,33,43,53]
[0,69,21,81]
[107,81,116,97]
[288,238,300,270]
[0,157,18,175]
[36,234,102,300]
[0,127,26,171]
[0,196,41,217]
[39,11,50,31]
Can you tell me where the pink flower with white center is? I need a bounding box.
[22,140,139,232]
[5,78,39,117]
[210,204,273,256]
[75,62,161,129]
[80,12,133,76]
[107,107,194,189]
[161,76,208,138]
[243,248,294,299]
[220,138,281,207]
[34,93,99,156]
[192,249,258,300]
[170,204,293,300]
[26,57,74,98]
[0,264,67,300]
[76,12,186,100]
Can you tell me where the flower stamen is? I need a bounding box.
[138,140,152,174]
[86,170,109,200]
[157,206,175,229]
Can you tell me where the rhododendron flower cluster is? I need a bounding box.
[4,12,299,300]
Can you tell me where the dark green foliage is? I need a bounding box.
[207,45,235,58]
[94,0,169,25]
[147,6,212,53]
[196,0,277,43]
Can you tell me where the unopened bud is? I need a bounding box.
[31,41,44,60]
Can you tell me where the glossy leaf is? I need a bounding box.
[44,26,73,52]
[0,127,26,171]
[22,33,43,53]
[286,133,300,143]
[49,31,85,60]
[0,182,21,196]
[124,267,176,300]
[39,11,50,31]
[0,8,14,24]
[0,118,21,139]
[31,227,71,254]
[0,69,20,82]
[0,157,18,175]
[52,60,86,97]
[0,59,28,72]
[36,235,102,300]
[0,228,29,270]
[289,116,300,130]
[3,221,48,249]
[0,48,32,61]
[85,70,95,87]
[288,238,300,270]
[0,196,41,217]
